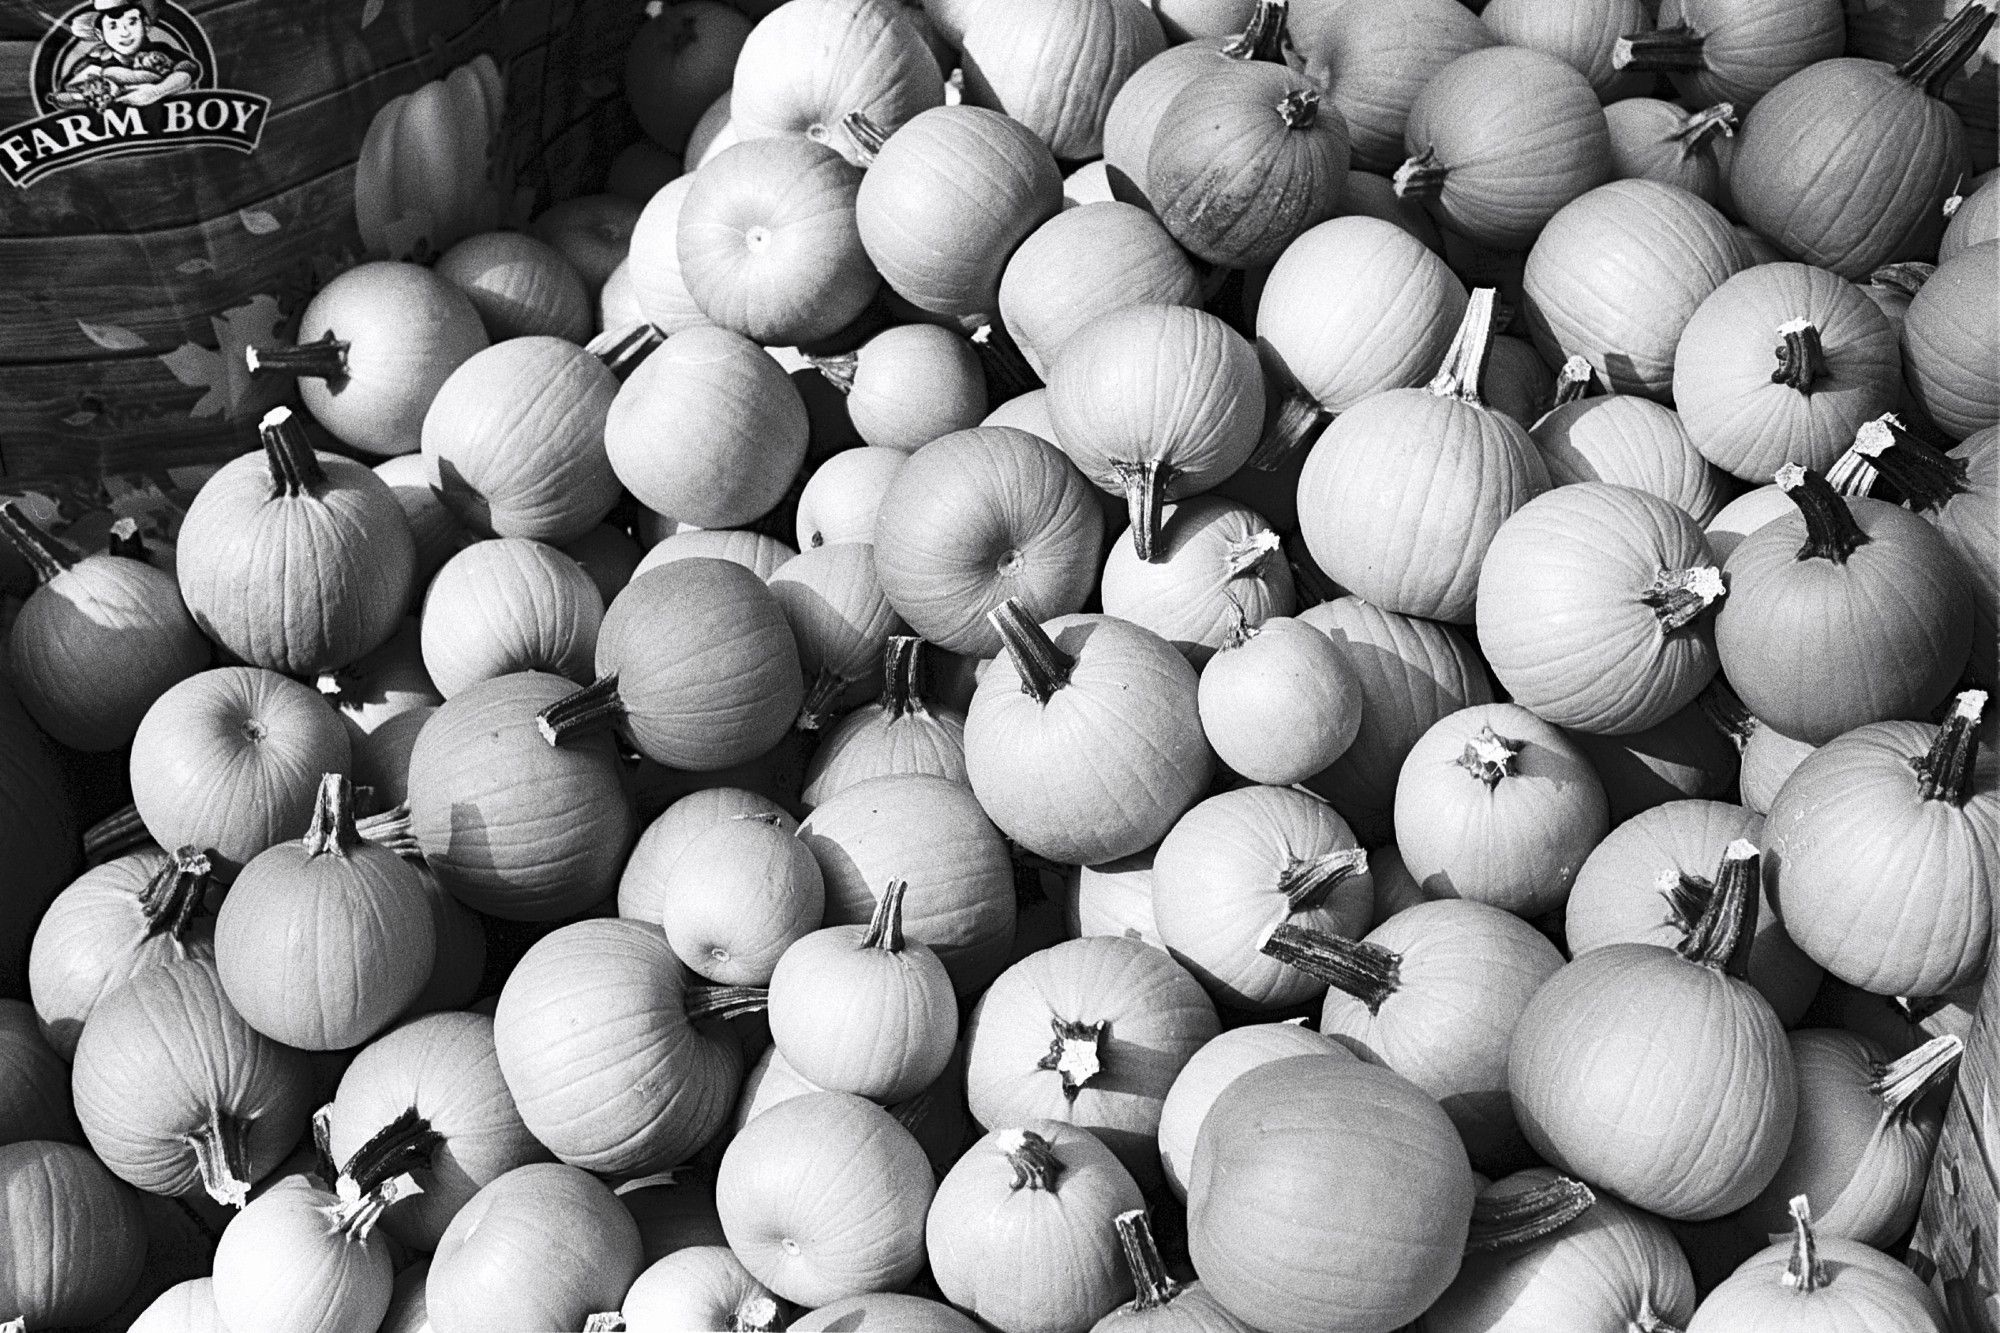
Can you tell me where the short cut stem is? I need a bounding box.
[989,599,1075,704]
[1457,725,1523,789]
[861,879,910,952]
[137,846,215,944]
[1770,319,1828,393]
[1114,1209,1183,1309]
[1613,26,1708,72]
[1279,848,1370,912]
[1871,1032,1965,1118]
[537,675,626,746]
[185,1109,257,1209]
[1465,1175,1597,1252]
[1035,1017,1107,1101]
[880,636,929,719]
[259,406,328,497]
[1776,464,1870,564]
[1220,0,1289,62]
[1641,566,1726,630]
[1897,1,2000,98]
[1783,1195,1826,1293]
[302,773,360,858]
[1392,146,1446,201]
[245,332,350,382]
[0,501,77,583]
[1911,690,1986,806]
[997,1127,1065,1191]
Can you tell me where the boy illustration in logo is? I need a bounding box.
[48,0,201,111]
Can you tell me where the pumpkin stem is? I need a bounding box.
[106,516,149,562]
[1223,527,1284,580]
[1844,413,1971,514]
[82,802,151,866]
[1456,725,1523,789]
[1676,839,1760,977]
[685,984,770,1022]
[842,110,888,165]
[1391,146,1446,201]
[796,667,849,732]
[1247,386,1330,471]
[1278,848,1370,912]
[185,1109,256,1209]
[1260,922,1401,1014]
[333,1104,444,1240]
[0,501,78,583]
[1673,103,1737,156]
[1640,565,1726,631]
[1782,1195,1827,1293]
[1220,0,1289,62]
[1550,355,1594,408]
[729,1297,783,1333]
[1657,867,1715,940]
[880,636,930,720]
[136,846,215,945]
[301,773,361,858]
[537,675,626,746]
[1911,689,1986,805]
[806,351,858,394]
[1777,465,1870,565]
[355,804,422,860]
[1113,1209,1183,1309]
[1427,288,1499,406]
[1897,0,2000,98]
[1866,261,1934,300]
[1116,457,1172,563]
[861,878,911,952]
[1275,87,1319,130]
[587,322,666,382]
[259,407,329,497]
[997,1127,1066,1191]
[1770,319,1828,393]
[1871,1032,1965,1119]
[1219,593,1259,650]
[972,322,1043,403]
[311,1102,338,1187]
[583,1315,627,1333]
[989,598,1075,704]
[1035,1016,1108,1101]
[245,331,350,383]
[1612,25,1708,72]
[1465,1175,1597,1252]
[1696,678,1756,753]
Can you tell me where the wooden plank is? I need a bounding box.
[0,352,268,482]
[1913,953,2000,1331]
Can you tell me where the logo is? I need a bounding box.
[1,0,270,189]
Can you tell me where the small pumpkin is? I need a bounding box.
[354,56,505,262]
[770,542,908,726]
[636,528,798,582]
[660,813,824,986]
[419,539,604,699]
[0,1139,147,1327]
[1739,713,1818,814]
[1065,850,1165,951]
[435,231,594,344]
[729,0,945,164]
[0,1000,76,1144]
[625,0,752,153]
[1612,0,1846,106]
[620,787,798,925]
[998,202,1202,377]
[962,0,1163,161]
[813,324,987,454]
[621,1246,785,1333]
[1482,0,1656,98]
[1903,240,2000,440]
[627,176,712,335]
[531,193,643,297]
[796,446,909,549]
[1155,1022,1348,1201]
[1098,498,1296,666]
[1092,1208,1258,1332]
[1286,0,1494,173]
[1198,615,1363,786]
[1684,1195,1949,1331]
[793,1293,982,1331]
[801,636,969,808]
[1531,393,1728,525]
[1602,100,1737,204]
[210,1173,395,1333]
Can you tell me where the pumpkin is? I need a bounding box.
[435,231,593,344]
[814,324,987,454]
[687,89,739,170]
[872,426,1104,657]
[962,0,1163,161]
[210,1173,395,1333]
[1674,262,1903,479]
[1531,394,1728,525]
[732,1041,970,1180]
[422,337,624,544]
[1715,467,1972,743]
[177,407,415,676]
[802,636,969,807]
[1287,0,1494,173]
[1481,336,1557,430]
[729,0,945,164]
[1613,0,1846,106]
[622,1246,785,1333]
[246,261,489,456]
[0,1139,146,1327]
[354,56,504,262]
[1728,5,1995,278]
[660,813,824,986]
[796,446,909,549]
[1482,0,1656,99]
[1065,850,1164,951]
[406,671,633,920]
[998,203,1202,378]
[128,1278,223,1333]
[1740,1030,1960,1247]
[1942,172,2000,261]
[315,618,440,743]
[373,453,471,591]
[601,257,647,330]
[928,1123,1145,1333]
[1156,1022,1349,1201]
[627,177,712,335]
[621,788,798,925]
[1740,714,1818,814]
[1420,1168,1698,1333]
[1198,616,1362,786]
[1704,481,1796,561]
[1098,498,1295,666]
[1187,1055,1475,1333]
[1684,1195,1949,1331]
[1522,179,1750,400]
[637,528,799,582]
[561,523,642,607]
[1150,786,1372,1010]
[1602,100,1737,204]
[130,666,352,874]
[1509,840,1798,1219]
[620,1166,730,1264]
[794,1293,983,1331]
[1476,483,1725,735]
[1093,1208,1257,1332]
[1395,47,1613,252]
[716,1091,936,1305]
[71,959,314,1207]
[1148,62,1349,268]
[1766,692,1997,996]
[531,194,643,297]
[419,539,604,699]
[770,542,908,725]
[1903,240,2000,440]
[0,1000,74,1145]
[1570,695,1744,821]
[855,106,1064,317]
[427,1163,644,1333]
[0,503,205,752]
[966,605,1212,866]
[626,1,752,152]
[1565,798,1821,1025]
[797,771,1016,995]
[1047,304,1264,560]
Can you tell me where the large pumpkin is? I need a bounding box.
[1684,1196,1949,1330]
[1613,0,1845,106]
[0,1139,147,1327]
[961,0,1165,160]
[729,0,945,163]
[427,1164,643,1333]
[1286,0,1494,173]
[1155,1023,1349,1201]
[1530,394,1727,524]
[997,202,1202,378]
[1903,240,2000,440]
[1483,0,1655,98]
[210,1173,395,1333]
[419,540,603,699]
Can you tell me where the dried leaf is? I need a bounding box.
[175,257,215,275]
[361,0,385,25]
[60,408,99,427]
[157,294,288,420]
[76,320,147,351]
[237,208,282,235]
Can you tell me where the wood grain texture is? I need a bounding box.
[1913,950,2000,1332]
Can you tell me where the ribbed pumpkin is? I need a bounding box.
[1715,467,1972,744]
[872,426,1104,657]
[1187,1055,1476,1333]
[855,106,1064,317]
[435,231,593,343]
[1509,841,1798,1219]
[1155,1023,1349,1201]
[493,919,746,1175]
[419,539,604,699]
[966,605,1212,866]
[965,936,1219,1187]
[406,671,633,920]
[658,811,823,986]
[317,617,439,741]
[1098,498,1295,666]
[1531,394,1727,524]
[1297,290,1552,624]
[1569,695,1743,821]
[1766,692,1997,997]
[626,176,711,335]
[374,453,471,591]
[0,1000,75,1144]
[1728,4,1995,278]
[728,0,944,163]
[1483,0,1655,98]
[1092,1208,1258,1332]
[210,1171,395,1333]
[794,1294,983,1331]
[1522,179,1749,400]
[1395,47,1613,251]
[619,787,796,925]
[769,542,907,726]
[817,324,988,455]
[620,1246,783,1333]
[1685,1196,1949,1331]
[962,0,1163,160]
[796,446,909,549]
[1903,240,2000,440]
[1286,0,1494,173]
[1150,786,1372,1010]
[71,959,314,1208]
[1565,798,1821,1026]
[1602,100,1737,203]
[0,1139,147,1327]
[427,1164,643,1333]
[731,1042,970,1181]
[1476,483,1725,735]
[1739,714,1818,814]
[1613,0,1845,106]
[129,666,352,874]
[998,202,1202,377]
[1198,616,1364,786]
[177,407,415,677]
[801,637,969,807]
[637,528,798,582]
[928,1123,1145,1333]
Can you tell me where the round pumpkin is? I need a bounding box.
[961,0,1164,160]
[1155,1023,1348,1203]
[1098,497,1295,666]
[621,1246,784,1333]
[1602,99,1737,203]
[0,1139,147,1327]
[1531,393,1727,524]
[999,203,1202,378]
[626,176,711,335]
[1684,1196,1949,1331]
[619,788,797,925]
[824,324,988,454]
[796,446,909,549]
[435,230,593,344]
[1903,240,2000,440]
[419,539,604,699]
[660,813,824,986]
[1198,615,1364,786]
[210,1174,395,1333]
[729,0,945,163]
[1287,0,1494,173]
[1482,0,1655,98]
[1613,0,1845,107]
[801,635,969,807]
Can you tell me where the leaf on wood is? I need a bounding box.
[156,294,288,420]
[76,320,148,351]
[60,408,99,427]
[237,208,282,235]
[175,257,215,275]
[361,0,385,26]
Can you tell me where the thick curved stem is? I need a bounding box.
[1913,690,1986,806]
[989,599,1074,704]
[1392,146,1446,201]
[1279,848,1369,912]
[861,878,910,953]
[1770,319,1828,393]
[1867,261,1934,300]
[1676,839,1759,978]
[998,1127,1065,1191]
[1551,355,1594,408]
[1249,388,1330,471]
[879,636,929,720]
[1465,1176,1597,1251]
[685,984,770,1022]
[1220,0,1289,62]
[842,111,887,166]
[1114,1209,1183,1310]
[1427,288,1499,406]
[973,322,1042,403]
[185,1109,256,1209]
[1847,414,1971,513]
[1783,1195,1826,1292]
[1613,25,1708,71]
[1872,1032,1965,1119]
[1640,566,1726,630]
[1457,725,1523,789]
[1897,1,1999,98]
[107,516,148,563]
[1673,103,1737,156]
[1657,867,1713,939]
[1035,1017,1107,1101]
[302,773,360,858]
[1776,465,1870,565]
[729,1298,782,1333]
[137,846,215,944]
[537,674,626,746]
[587,322,665,382]
[259,407,328,497]
[356,805,421,860]
[0,501,77,583]
[1260,922,1401,1014]
[83,802,151,865]
[1696,678,1755,753]
[334,1105,444,1240]
[1116,457,1171,563]
[796,667,849,732]
[246,332,350,382]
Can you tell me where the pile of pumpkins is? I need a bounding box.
[2,0,1997,1328]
